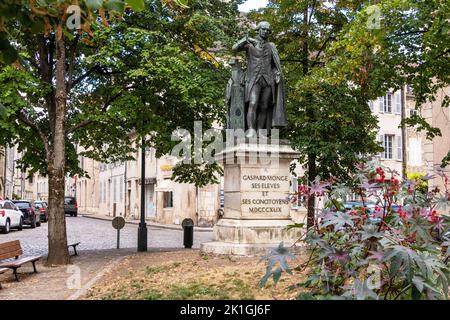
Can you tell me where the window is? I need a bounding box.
[410,109,418,117]
[383,94,393,113]
[163,192,173,208]
[28,175,33,184]
[64,197,76,205]
[368,101,374,112]
[4,202,12,209]
[384,135,394,159]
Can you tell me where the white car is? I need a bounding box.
[0,200,24,234]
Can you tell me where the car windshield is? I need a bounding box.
[14,202,31,208]
[65,198,75,205]
[35,203,43,208]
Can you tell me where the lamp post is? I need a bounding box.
[137,137,148,252]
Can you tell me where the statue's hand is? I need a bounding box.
[274,71,281,84]
[246,36,258,46]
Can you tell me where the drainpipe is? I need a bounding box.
[124,161,127,217]
[3,147,7,199]
[401,86,407,179]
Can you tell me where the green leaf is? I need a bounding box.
[86,0,103,10]
[273,267,282,285]
[174,0,189,8]
[286,223,305,231]
[412,276,425,293]
[126,0,145,11]
[104,0,125,12]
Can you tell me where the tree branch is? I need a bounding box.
[69,65,101,89]
[17,110,50,159]
[67,85,137,133]
[310,34,334,69]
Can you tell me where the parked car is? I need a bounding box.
[64,196,78,217]
[12,200,41,228]
[0,200,24,234]
[338,201,381,223]
[34,201,48,222]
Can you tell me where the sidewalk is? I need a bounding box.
[80,212,213,232]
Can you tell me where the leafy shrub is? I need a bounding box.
[260,164,450,300]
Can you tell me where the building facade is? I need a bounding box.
[369,90,404,176]
[73,135,222,227]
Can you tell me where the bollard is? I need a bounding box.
[182,218,194,249]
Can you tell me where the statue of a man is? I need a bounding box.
[232,21,286,137]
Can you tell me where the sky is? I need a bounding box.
[238,0,269,12]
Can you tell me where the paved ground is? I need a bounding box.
[0,216,214,258]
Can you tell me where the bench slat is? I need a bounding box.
[68,243,80,246]
[0,241,23,261]
[0,244,21,253]
[0,240,20,251]
[0,250,23,261]
[0,256,41,268]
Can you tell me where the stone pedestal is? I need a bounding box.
[201,140,301,255]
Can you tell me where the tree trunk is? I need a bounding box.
[46,25,69,265]
[307,153,316,230]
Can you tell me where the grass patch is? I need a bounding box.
[166,282,230,300]
[144,290,165,300]
[144,266,164,274]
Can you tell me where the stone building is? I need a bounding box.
[405,86,450,191]
[0,146,15,199]
[369,89,404,176]
[74,134,221,227]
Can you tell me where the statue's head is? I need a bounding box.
[255,21,272,40]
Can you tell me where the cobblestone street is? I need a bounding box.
[0,216,213,257]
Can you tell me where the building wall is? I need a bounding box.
[0,147,4,198]
[94,136,221,227]
[34,174,49,201]
[75,151,100,214]
[425,87,450,191]
[370,90,404,176]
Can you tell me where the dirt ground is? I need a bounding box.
[83,250,306,300]
[0,249,135,300]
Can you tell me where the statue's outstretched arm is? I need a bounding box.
[232,37,249,52]
[232,36,258,52]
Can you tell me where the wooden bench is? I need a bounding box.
[0,240,41,281]
[68,242,80,256]
[0,267,8,289]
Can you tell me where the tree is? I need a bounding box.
[0,0,242,264]
[249,0,382,229]
[326,0,450,165]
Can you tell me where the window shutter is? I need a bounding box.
[397,136,403,160]
[395,92,401,114]
[378,97,384,113]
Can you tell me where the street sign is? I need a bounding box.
[112,216,126,249]
[112,216,125,230]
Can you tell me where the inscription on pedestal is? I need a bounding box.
[240,171,290,217]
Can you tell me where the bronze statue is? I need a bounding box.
[227,21,286,137]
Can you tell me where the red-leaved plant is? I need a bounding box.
[259,164,450,300]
